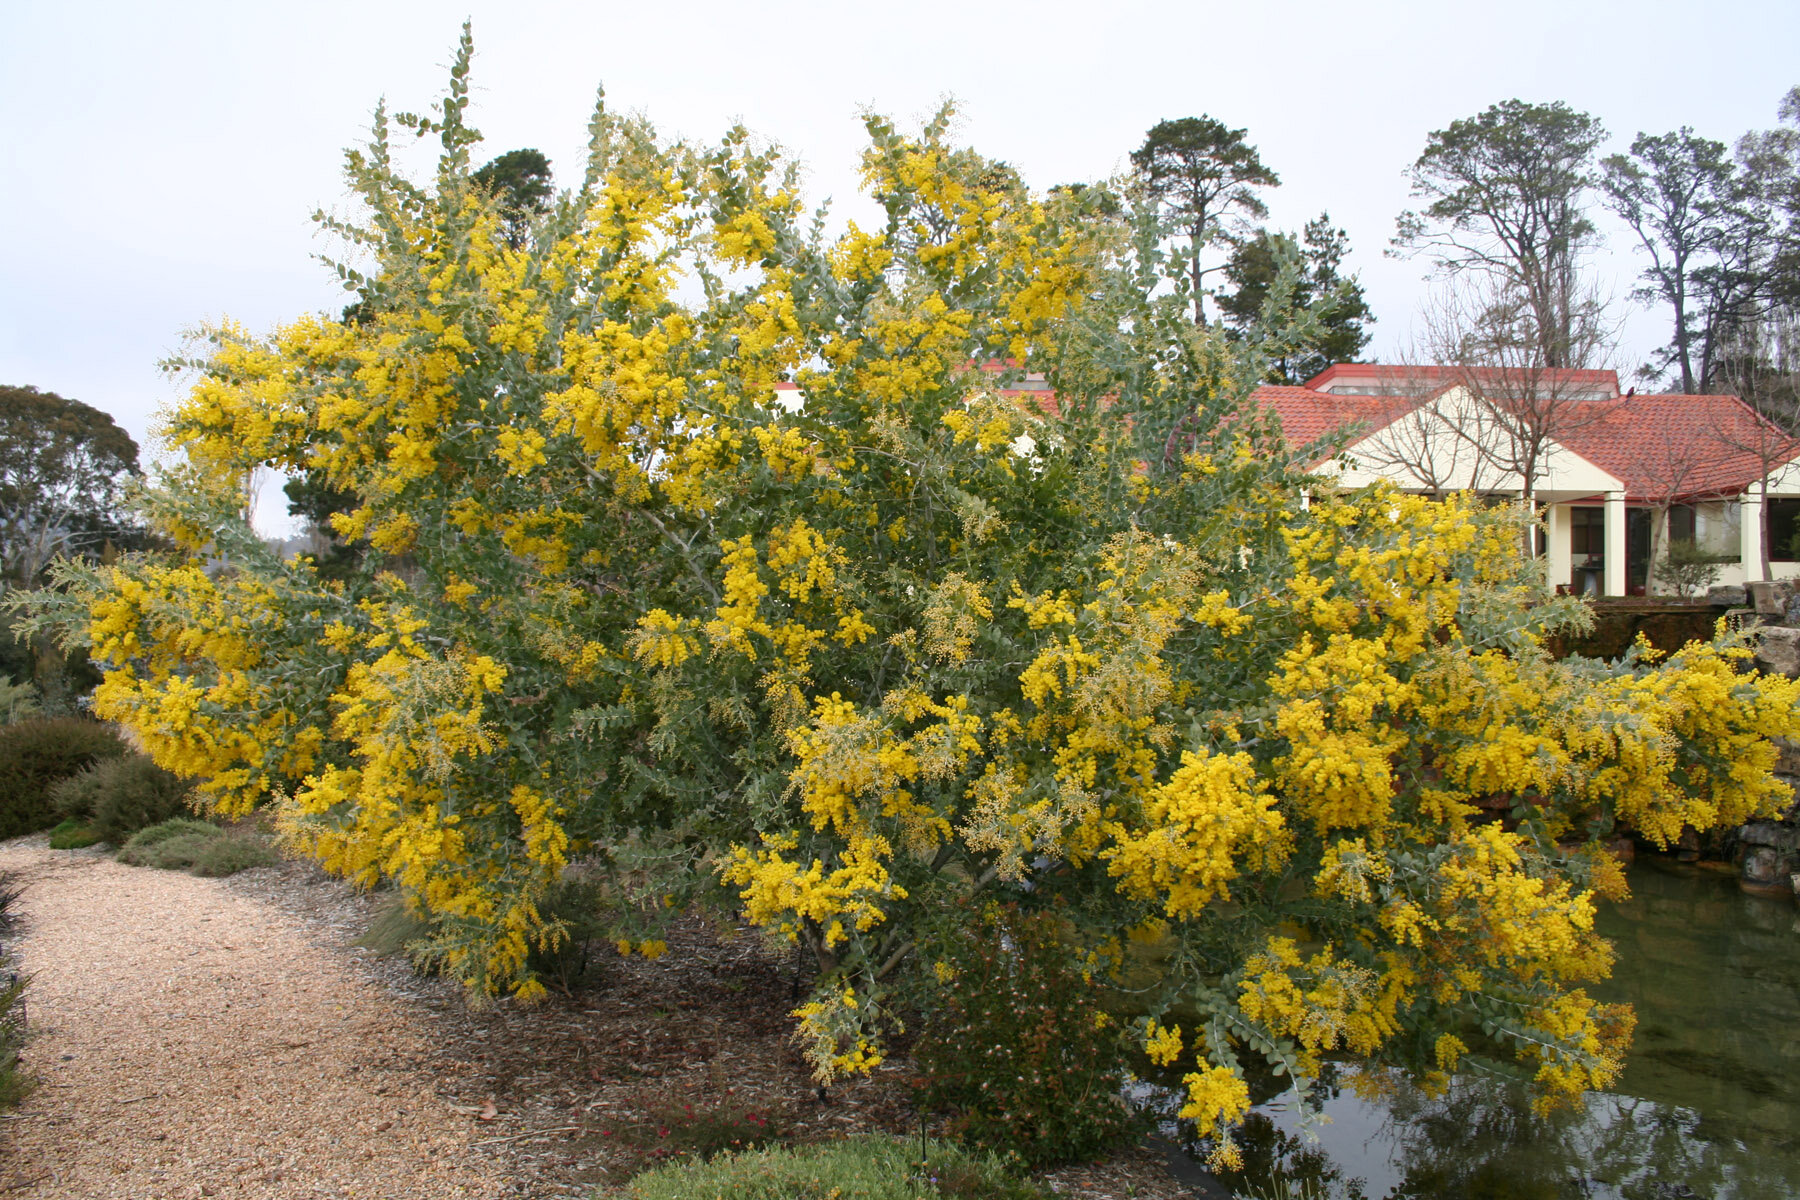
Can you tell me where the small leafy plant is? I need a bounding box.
[913,903,1141,1167]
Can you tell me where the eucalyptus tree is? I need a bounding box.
[1394,100,1607,369]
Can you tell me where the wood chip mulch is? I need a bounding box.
[1,837,1214,1199]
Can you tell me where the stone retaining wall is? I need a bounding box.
[1731,580,1800,897]
[1548,599,1729,661]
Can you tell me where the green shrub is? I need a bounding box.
[46,817,102,849]
[47,765,106,823]
[0,718,128,840]
[120,817,220,851]
[50,754,192,844]
[1658,541,1728,597]
[190,832,278,877]
[527,868,614,988]
[118,819,277,877]
[913,903,1141,1168]
[119,818,223,868]
[124,830,219,871]
[366,863,617,989]
[622,1134,1049,1200]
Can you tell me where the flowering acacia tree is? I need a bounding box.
[17,34,1800,1167]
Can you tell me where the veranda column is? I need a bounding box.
[1545,504,1572,594]
[1604,491,1627,597]
[1741,491,1765,583]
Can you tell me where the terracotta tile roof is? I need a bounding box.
[1557,393,1800,502]
[1251,384,1424,448]
[990,388,1064,419]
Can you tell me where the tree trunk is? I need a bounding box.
[1190,232,1207,327]
[1674,290,1695,395]
[1644,507,1666,596]
[1760,478,1773,583]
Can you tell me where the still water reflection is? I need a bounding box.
[1203,863,1800,1200]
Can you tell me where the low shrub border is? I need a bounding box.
[621,1134,1050,1200]
[118,818,279,877]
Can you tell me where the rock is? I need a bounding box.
[1776,741,1800,776]
[1708,583,1748,607]
[1740,820,1800,852]
[1742,844,1789,885]
[1754,625,1800,677]
[1787,594,1800,625]
[1746,579,1796,617]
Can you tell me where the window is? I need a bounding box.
[1570,507,1604,563]
[1770,499,1800,562]
[1669,504,1696,546]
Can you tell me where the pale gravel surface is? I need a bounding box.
[0,833,1205,1200]
[0,834,503,1200]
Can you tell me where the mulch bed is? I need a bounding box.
[227,860,1204,1199]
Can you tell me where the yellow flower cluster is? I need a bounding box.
[1107,750,1290,917]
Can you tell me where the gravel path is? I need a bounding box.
[0,836,503,1200]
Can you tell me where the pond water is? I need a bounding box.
[1194,862,1800,1200]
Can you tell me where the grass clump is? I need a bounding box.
[354,893,434,957]
[118,818,277,876]
[46,817,102,849]
[621,1135,1050,1200]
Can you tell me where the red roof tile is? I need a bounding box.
[1557,393,1799,502]
[1252,384,1424,449]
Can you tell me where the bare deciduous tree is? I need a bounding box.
[1403,276,1619,544]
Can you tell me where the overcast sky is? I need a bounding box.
[4,1,1797,534]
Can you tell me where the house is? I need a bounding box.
[772,360,1800,598]
[1256,365,1800,597]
